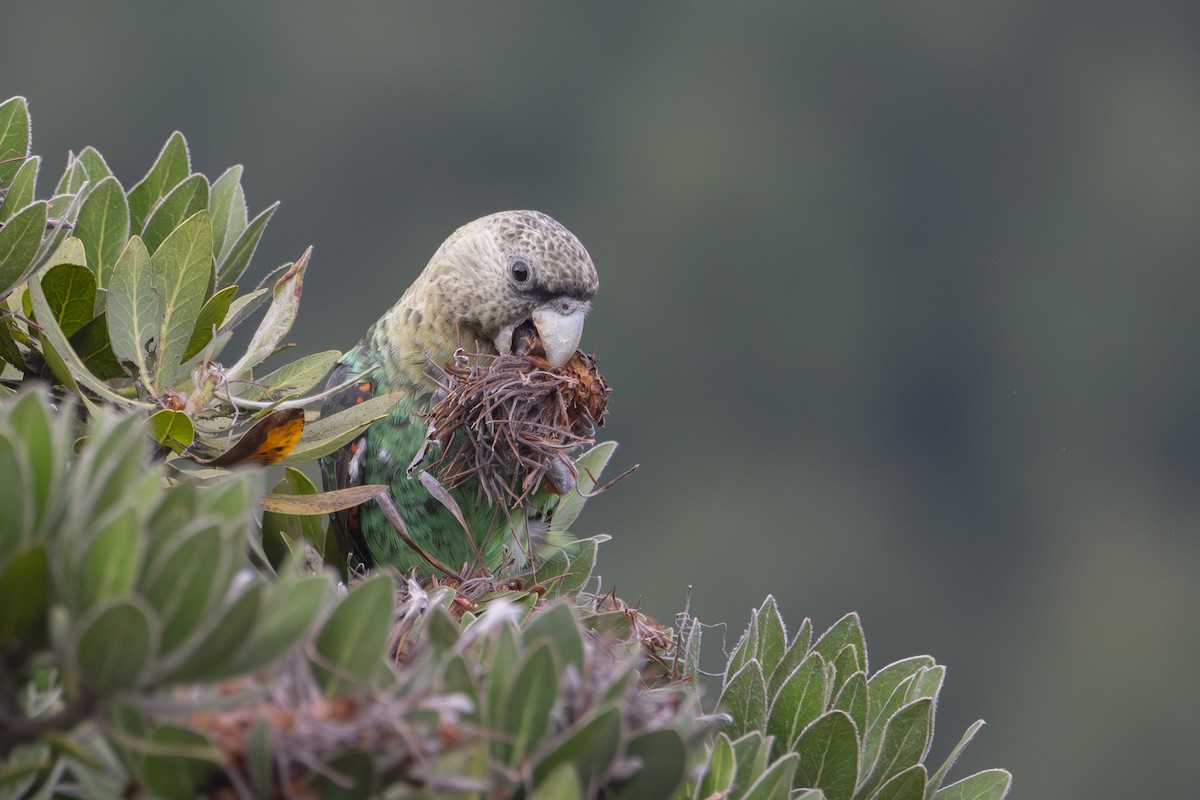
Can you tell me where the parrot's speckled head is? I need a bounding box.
[383,210,599,386]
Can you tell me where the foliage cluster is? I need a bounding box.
[0,96,1011,799]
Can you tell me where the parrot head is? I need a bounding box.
[385,210,599,384]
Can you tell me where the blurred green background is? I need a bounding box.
[5,2,1198,795]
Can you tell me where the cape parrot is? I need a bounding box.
[320,210,599,575]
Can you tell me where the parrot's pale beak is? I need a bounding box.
[531,305,586,367]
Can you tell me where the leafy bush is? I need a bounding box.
[0,96,1011,799]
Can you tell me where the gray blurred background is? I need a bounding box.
[5,2,1199,796]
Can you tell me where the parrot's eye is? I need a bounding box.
[510,260,531,284]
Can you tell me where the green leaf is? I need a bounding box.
[872,765,926,800]
[794,711,858,800]
[718,659,767,739]
[227,574,330,675]
[217,200,278,287]
[0,97,31,188]
[768,617,813,699]
[141,525,231,656]
[28,268,129,405]
[128,132,190,232]
[726,615,758,685]
[611,728,687,800]
[147,408,195,452]
[160,582,263,683]
[812,612,866,675]
[141,173,209,254]
[523,601,585,674]
[730,732,772,797]
[69,312,126,380]
[149,210,212,391]
[41,262,97,337]
[0,546,48,645]
[549,440,616,536]
[228,247,307,379]
[141,725,220,800]
[239,349,340,402]
[531,704,621,789]
[312,572,394,694]
[56,147,112,196]
[698,733,736,798]
[500,642,558,765]
[530,764,582,800]
[742,752,799,800]
[261,468,328,565]
[756,595,788,685]
[859,699,933,799]
[925,720,986,798]
[75,598,154,690]
[181,284,237,362]
[9,388,62,537]
[905,665,945,706]
[867,657,934,729]
[833,671,868,742]
[75,176,130,290]
[0,199,47,297]
[931,770,1011,800]
[767,651,826,756]
[209,165,247,261]
[77,509,141,607]
[106,236,161,383]
[0,154,38,221]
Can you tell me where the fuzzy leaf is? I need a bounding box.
[181,284,237,362]
[227,575,329,675]
[794,710,858,800]
[523,601,585,674]
[217,200,278,287]
[161,583,262,683]
[501,642,559,765]
[75,599,153,690]
[313,572,394,694]
[228,247,306,379]
[726,615,758,685]
[859,699,933,799]
[142,525,229,656]
[742,752,799,800]
[756,595,788,684]
[768,617,813,699]
[149,210,212,391]
[768,650,827,756]
[812,612,866,676]
[78,509,141,607]
[698,732,736,798]
[873,765,927,800]
[731,732,773,797]
[718,659,767,739]
[107,236,161,383]
[41,262,97,337]
[925,720,987,798]
[239,349,340,402]
[141,173,208,254]
[932,770,1012,800]
[833,671,867,741]
[531,704,621,789]
[0,546,48,645]
[0,154,38,221]
[530,765,582,800]
[141,725,220,800]
[0,199,47,297]
[209,165,247,261]
[549,440,616,536]
[147,409,195,452]
[128,132,190,232]
[75,176,130,290]
[0,97,31,187]
[611,728,687,800]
